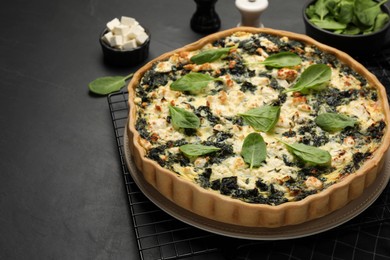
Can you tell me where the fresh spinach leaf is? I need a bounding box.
[190,46,235,64]
[343,25,361,35]
[306,0,390,35]
[170,72,222,94]
[88,73,133,95]
[355,0,387,27]
[337,1,354,24]
[314,0,329,20]
[241,133,267,168]
[179,144,220,158]
[315,112,357,132]
[280,140,332,166]
[239,105,280,132]
[310,17,347,30]
[283,64,332,94]
[374,12,390,31]
[168,105,200,129]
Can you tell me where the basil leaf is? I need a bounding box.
[168,105,200,129]
[259,52,302,68]
[283,64,331,94]
[179,144,220,158]
[190,46,233,64]
[282,141,331,166]
[241,133,267,168]
[88,73,133,95]
[315,112,357,132]
[239,105,280,132]
[170,72,221,94]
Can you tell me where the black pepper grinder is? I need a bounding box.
[190,0,221,34]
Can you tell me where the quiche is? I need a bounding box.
[127,27,390,228]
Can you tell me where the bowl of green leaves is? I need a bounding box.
[303,0,390,56]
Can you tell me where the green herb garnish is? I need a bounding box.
[190,46,235,64]
[306,0,389,35]
[239,105,281,132]
[280,140,332,166]
[241,133,267,168]
[246,52,302,68]
[88,73,133,95]
[170,72,222,94]
[179,144,220,158]
[315,112,357,132]
[168,105,200,129]
[283,64,331,94]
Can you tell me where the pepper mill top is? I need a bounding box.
[235,0,269,28]
[191,0,221,34]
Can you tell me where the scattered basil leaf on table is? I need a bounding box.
[170,72,222,94]
[246,52,302,68]
[239,105,281,132]
[280,141,332,166]
[241,133,267,168]
[283,64,331,94]
[315,112,357,132]
[179,144,220,158]
[190,46,235,64]
[168,105,200,129]
[88,73,133,95]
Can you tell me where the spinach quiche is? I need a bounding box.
[127,27,390,227]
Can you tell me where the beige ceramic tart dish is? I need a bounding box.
[127,27,390,228]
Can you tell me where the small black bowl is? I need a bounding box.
[99,28,150,67]
[303,0,390,57]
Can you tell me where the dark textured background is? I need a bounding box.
[1,0,388,259]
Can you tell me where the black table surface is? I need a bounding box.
[1,0,390,259]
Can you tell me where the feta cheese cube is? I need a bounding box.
[122,39,138,50]
[135,31,149,45]
[104,16,148,50]
[112,35,124,47]
[102,31,114,45]
[134,24,145,32]
[106,18,120,31]
[121,16,139,27]
[113,24,130,36]
[126,26,144,39]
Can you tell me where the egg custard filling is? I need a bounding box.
[133,31,386,206]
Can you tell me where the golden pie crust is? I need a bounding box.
[127,27,390,228]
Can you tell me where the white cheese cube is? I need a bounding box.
[113,24,130,36]
[126,26,144,39]
[120,16,139,27]
[102,31,114,45]
[122,39,138,50]
[134,24,145,32]
[135,31,149,45]
[106,18,120,31]
[112,35,124,47]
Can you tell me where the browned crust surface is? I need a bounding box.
[127,27,390,228]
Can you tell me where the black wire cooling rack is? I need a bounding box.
[108,50,390,260]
